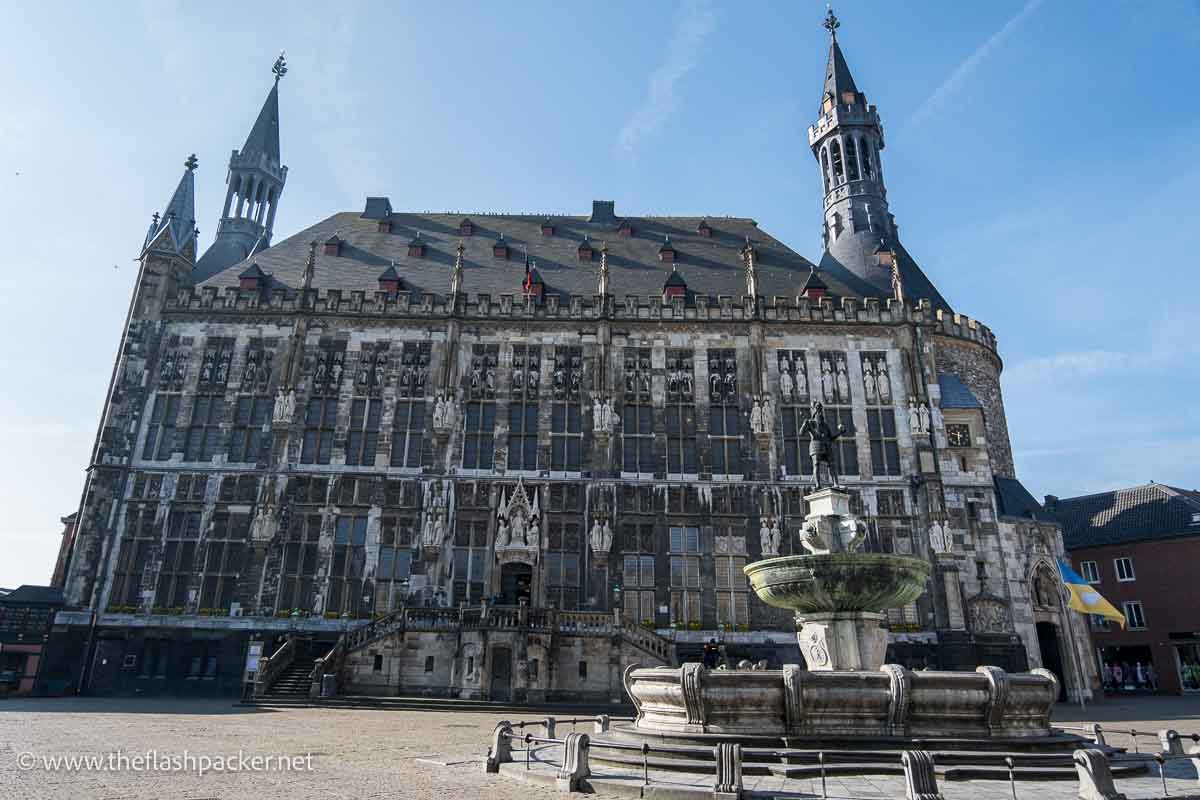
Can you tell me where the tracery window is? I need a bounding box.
[228,396,271,463]
[668,525,701,626]
[860,137,875,179]
[861,352,901,476]
[550,346,583,473]
[546,517,582,610]
[665,349,697,477]
[845,137,860,181]
[301,395,338,465]
[143,394,181,461]
[110,504,157,608]
[621,347,654,476]
[328,514,368,616]
[451,518,488,605]
[198,512,249,610]
[345,398,382,466]
[376,479,419,611]
[816,351,858,477]
[463,344,498,471]
[277,513,321,612]
[620,520,657,625]
[830,139,845,183]
[154,508,201,608]
[715,532,750,628]
[778,349,814,478]
[707,349,741,477]
[508,344,541,472]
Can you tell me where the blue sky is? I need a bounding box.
[1,0,1198,588]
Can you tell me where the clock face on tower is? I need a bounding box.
[946,424,971,448]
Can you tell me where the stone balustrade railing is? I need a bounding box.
[253,635,295,697]
[341,605,671,662]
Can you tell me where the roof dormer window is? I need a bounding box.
[541,218,554,237]
[459,218,474,236]
[577,237,593,262]
[377,219,393,234]
[658,237,676,264]
[617,220,633,238]
[697,220,712,238]
[239,263,267,291]
[378,264,402,294]
[662,264,686,301]
[408,233,425,258]
[493,234,509,259]
[323,234,342,257]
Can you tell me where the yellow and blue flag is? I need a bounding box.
[1058,558,1125,628]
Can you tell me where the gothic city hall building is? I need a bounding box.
[56,26,1095,702]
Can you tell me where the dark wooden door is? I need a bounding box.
[489,647,512,702]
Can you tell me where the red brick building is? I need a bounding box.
[1052,483,1200,695]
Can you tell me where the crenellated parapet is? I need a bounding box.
[164,287,998,352]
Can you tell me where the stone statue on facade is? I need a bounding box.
[779,368,794,402]
[760,516,780,556]
[928,520,950,555]
[590,515,613,555]
[496,517,510,548]
[797,400,847,489]
[750,399,763,434]
[917,403,931,435]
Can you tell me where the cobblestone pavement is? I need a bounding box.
[0,695,1197,800]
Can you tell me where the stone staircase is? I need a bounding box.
[261,658,316,698]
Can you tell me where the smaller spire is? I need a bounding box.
[450,240,465,296]
[272,51,288,84]
[302,240,318,292]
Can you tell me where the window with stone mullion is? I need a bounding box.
[345,398,382,466]
[551,402,582,472]
[715,554,749,627]
[184,394,225,462]
[451,518,489,605]
[621,403,654,474]
[817,351,859,477]
[507,402,539,472]
[198,512,249,610]
[154,509,201,608]
[390,400,426,468]
[546,520,582,610]
[228,396,271,463]
[328,515,368,616]
[861,351,900,476]
[463,402,496,471]
[143,394,181,461]
[278,513,321,613]
[668,525,701,625]
[620,521,657,625]
[111,505,157,607]
[376,513,415,612]
[301,396,338,465]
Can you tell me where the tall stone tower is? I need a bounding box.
[808,10,949,310]
[65,158,199,608]
[193,54,288,281]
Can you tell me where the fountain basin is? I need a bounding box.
[744,553,930,613]
[623,663,1061,740]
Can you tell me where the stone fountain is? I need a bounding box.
[746,486,929,672]
[621,415,1068,748]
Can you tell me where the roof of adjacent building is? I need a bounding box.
[994,477,1049,521]
[937,373,983,409]
[195,205,870,301]
[1054,483,1200,549]
[0,585,64,606]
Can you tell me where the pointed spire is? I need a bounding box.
[822,7,860,109]
[142,156,198,259]
[242,82,282,163]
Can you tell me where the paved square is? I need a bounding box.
[2,695,1199,799]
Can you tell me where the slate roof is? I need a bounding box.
[195,207,861,301]
[1054,483,1200,549]
[994,477,1048,521]
[938,374,983,409]
[0,585,65,606]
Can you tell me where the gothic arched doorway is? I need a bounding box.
[1036,621,1067,701]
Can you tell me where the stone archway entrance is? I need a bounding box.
[1036,621,1067,701]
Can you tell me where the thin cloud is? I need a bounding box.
[909,0,1045,128]
[615,0,715,158]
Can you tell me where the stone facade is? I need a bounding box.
[53,28,1096,701]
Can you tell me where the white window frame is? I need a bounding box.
[1114,557,1135,582]
[1123,600,1146,630]
[1080,560,1100,584]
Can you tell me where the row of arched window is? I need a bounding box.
[819,134,879,193]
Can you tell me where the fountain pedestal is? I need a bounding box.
[796,610,887,671]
